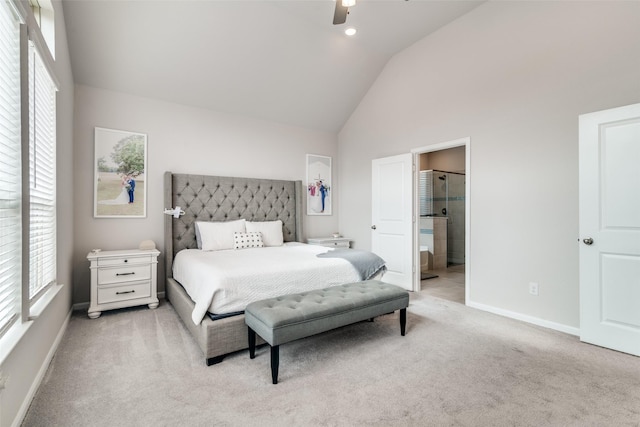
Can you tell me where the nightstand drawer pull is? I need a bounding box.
[116,272,135,276]
[116,290,135,295]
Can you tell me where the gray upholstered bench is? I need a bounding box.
[245,280,409,384]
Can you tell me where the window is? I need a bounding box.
[0,0,22,337]
[28,43,56,301]
[0,0,57,340]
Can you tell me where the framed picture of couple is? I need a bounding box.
[306,154,332,215]
[93,127,148,218]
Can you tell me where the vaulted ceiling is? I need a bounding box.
[63,0,483,132]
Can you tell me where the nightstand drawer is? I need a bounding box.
[97,281,151,304]
[328,241,349,248]
[98,264,151,285]
[98,255,152,267]
[307,237,351,248]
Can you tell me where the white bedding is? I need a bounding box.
[172,243,362,325]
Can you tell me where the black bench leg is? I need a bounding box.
[248,327,256,359]
[206,355,225,366]
[400,308,407,336]
[271,345,279,384]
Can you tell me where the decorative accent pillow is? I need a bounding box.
[233,232,264,249]
[246,220,284,246]
[195,219,246,251]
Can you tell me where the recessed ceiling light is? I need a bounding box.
[345,27,357,36]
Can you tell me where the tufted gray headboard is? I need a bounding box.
[164,172,303,278]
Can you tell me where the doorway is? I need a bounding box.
[412,138,470,304]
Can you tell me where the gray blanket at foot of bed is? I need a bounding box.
[317,249,386,280]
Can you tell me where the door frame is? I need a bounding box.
[411,137,471,299]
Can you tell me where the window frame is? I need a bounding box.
[0,0,58,344]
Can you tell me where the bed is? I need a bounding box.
[164,172,383,365]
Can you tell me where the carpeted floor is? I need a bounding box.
[22,292,640,426]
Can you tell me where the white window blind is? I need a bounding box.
[0,0,22,337]
[28,42,56,301]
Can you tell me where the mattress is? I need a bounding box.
[172,243,362,325]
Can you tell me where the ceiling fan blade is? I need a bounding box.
[333,1,348,25]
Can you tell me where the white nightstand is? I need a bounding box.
[87,248,160,319]
[307,237,351,248]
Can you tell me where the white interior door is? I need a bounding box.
[372,153,414,291]
[579,102,640,357]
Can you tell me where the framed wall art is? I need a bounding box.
[306,154,332,215]
[94,127,147,218]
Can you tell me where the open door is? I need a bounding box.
[371,153,414,291]
[579,102,640,357]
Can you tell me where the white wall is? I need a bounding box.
[420,146,465,172]
[338,1,640,329]
[1,1,75,426]
[72,85,339,304]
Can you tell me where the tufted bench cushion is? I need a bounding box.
[245,280,409,384]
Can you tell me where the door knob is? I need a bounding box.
[583,237,594,245]
[371,225,377,230]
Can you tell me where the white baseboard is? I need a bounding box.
[13,309,72,427]
[466,300,580,336]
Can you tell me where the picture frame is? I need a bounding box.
[306,154,332,215]
[94,127,147,218]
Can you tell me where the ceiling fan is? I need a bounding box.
[333,0,355,25]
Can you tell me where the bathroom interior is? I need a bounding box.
[418,146,466,303]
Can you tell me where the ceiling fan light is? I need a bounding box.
[342,0,356,7]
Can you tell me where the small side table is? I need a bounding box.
[306,237,351,249]
[87,248,160,319]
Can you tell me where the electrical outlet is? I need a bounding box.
[529,282,539,296]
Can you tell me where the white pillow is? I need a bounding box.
[233,232,264,249]
[246,220,284,247]
[195,219,246,251]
